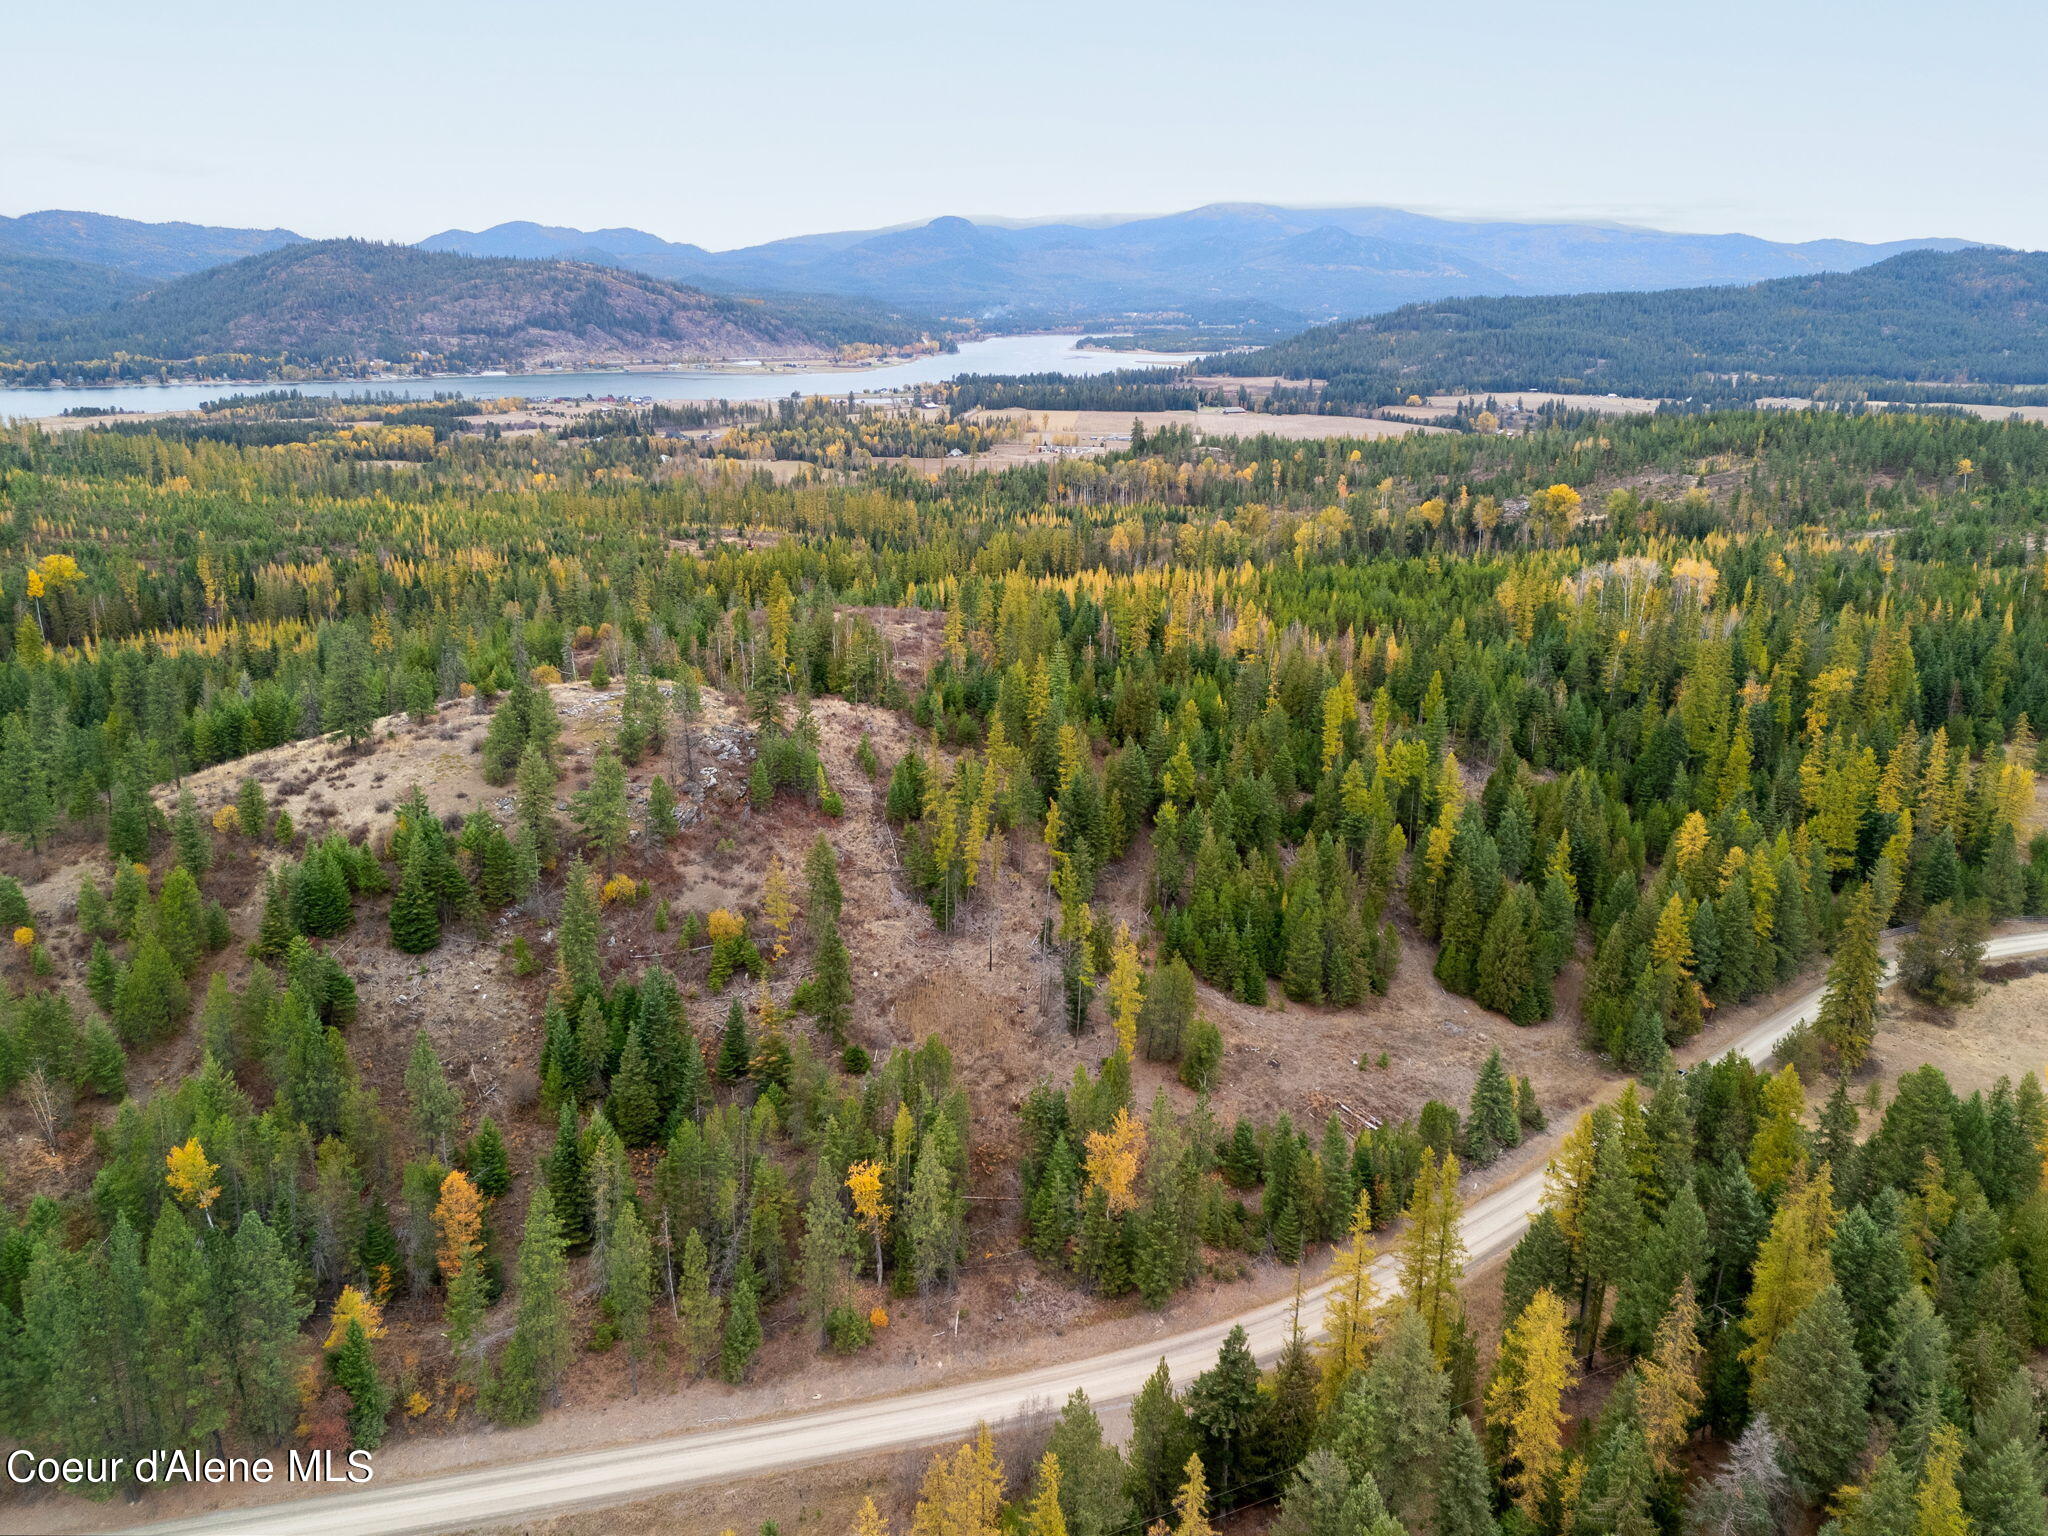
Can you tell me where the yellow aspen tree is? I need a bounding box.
[433,1169,485,1283]
[1639,1275,1704,1474]
[1106,923,1143,1058]
[1084,1108,1146,1216]
[1317,1190,1380,1407]
[1489,1287,1577,1516]
[847,1160,892,1285]
[164,1136,221,1218]
[322,1284,386,1350]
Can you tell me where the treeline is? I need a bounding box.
[860,1052,2048,1536]
[1203,248,2048,405]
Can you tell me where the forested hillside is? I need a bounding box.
[0,401,2044,1533]
[0,240,949,384]
[1212,247,2048,405]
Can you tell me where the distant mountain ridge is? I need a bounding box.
[0,210,305,280]
[1206,247,2048,402]
[0,241,944,384]
[419,203,1981,321]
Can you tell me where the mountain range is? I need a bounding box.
[0,241,943,383]
[415,203,1980,322]
[1210,247,2048,402]
[0,204,1983,337]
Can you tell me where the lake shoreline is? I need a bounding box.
[0,335,1194,421]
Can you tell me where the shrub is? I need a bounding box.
[1179,1017,1223,1091]
[824,1305,873,1354]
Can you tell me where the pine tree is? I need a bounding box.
[465,1115,513,1199]
[322,626,378,748]
[544,1102,593,1251]
[224,1212,308,1444]
[716,997,752,1082]
[573,744,631,868]
[171,788,211,876]
[1185,1325,1266,1508]
[555,858,601,999]
[720,1260,762,1383]
[1330,1306,1450,1528]
[1968,1440,2048,1536]
[1127,1358,1196,1527]
[1816,883,1883,1072]
[516,743,559,865]
[607,1026,661,1147]
[809,917,854,1041]
[389,835,443,953]
[405,1028,460,1161]
[1433,1417,1500,1536]
[604,1203,654,1391]
[293,847,352,939]
[327,1317,391,1449]
[507,1183,572,1410]
[1754,1283,1869,1501]
[155,865,205,973]
[1466,1049,1519,1164]
[1044,1389,1132,1536]
[675,1228,721,1376]
[144,1206,229,1447]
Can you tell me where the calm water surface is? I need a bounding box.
[0,334,1195,419]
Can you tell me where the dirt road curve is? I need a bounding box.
[124,928,2048,1536]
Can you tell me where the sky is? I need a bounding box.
[7,0,2045,252]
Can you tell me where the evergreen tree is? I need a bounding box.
[464,1116,512,1198]
[327,1317,390,1448]
[404,1027,461,1162]
[607,1026,661,1147]
[145,1206,229,1448]
[389,835,443,953]
[1127,1358,1197,1527]
[720,1260,763,1383]
[322,627,379,748]
[675,1228,721,1376]
[1433,1418,1499,1536]
[171,788,211,876]
[225,1212,309,1443]
[1044,1390,1132,1536]
[572,744,631,867]
[1815,883,1883,1072]
[1330,1306,1450,1528]
[603,1203,654,1392]
[1466,1048,1520,1164]
[1184,1325,1266,1509]
[1754,1283,1869,1502]
[506,1183,572,1412]
[544,1103,593,1251]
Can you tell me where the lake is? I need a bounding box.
[0,334,1197,420]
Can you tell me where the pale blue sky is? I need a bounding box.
[8,0,2043,250]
